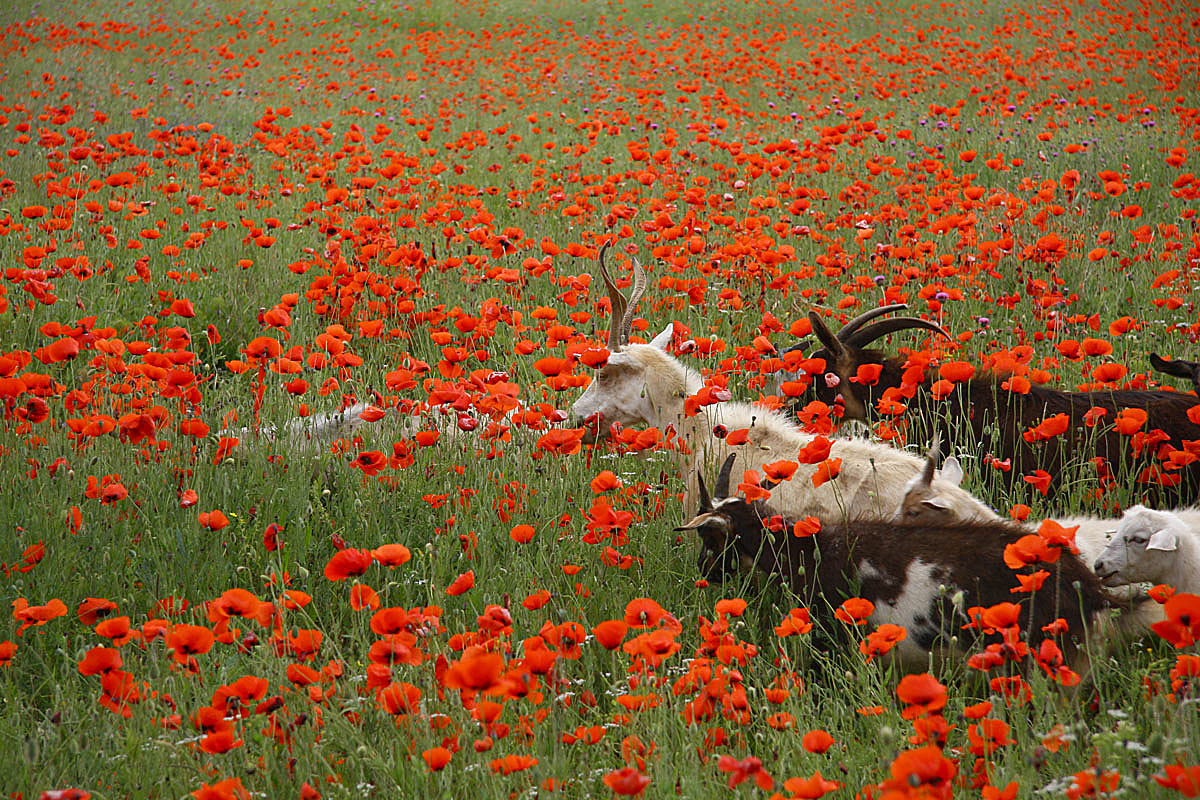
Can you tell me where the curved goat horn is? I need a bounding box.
[918,430,941,488]
[844,317,952,349]
[714,453,738,499]
[807,310,846,358]
[620,257,647,346]
[598,241,627,352]
[836,303,910,342]
[696,470,713,513]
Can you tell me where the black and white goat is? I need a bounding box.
[788,305,1200,507]
[678,455,1125,668]
[571,248,995,524]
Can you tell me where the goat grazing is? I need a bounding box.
[679,456,1124,669]
[1093,505,1200,593]
[794,305,1200,507]
[571,247,996,524]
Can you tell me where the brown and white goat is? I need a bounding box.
[899,438,1165,636]
[794,305,1200,508]
[570,248,995,524]
[679,455,1124,669]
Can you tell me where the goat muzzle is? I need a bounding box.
[576,412,605,443]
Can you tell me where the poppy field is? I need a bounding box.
[2,0,1200,796]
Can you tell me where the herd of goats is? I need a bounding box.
[290,245,1200,671]
[570,245,1200,670]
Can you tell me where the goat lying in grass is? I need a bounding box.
[900,437,1165,636]
[571,247,995,524]
[792,305,1200,508]
[1093,505,1200,594]
[678,455,1126,672]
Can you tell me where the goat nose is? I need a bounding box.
[575,411,603,443]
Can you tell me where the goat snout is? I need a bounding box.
[1092,558,1120,586]
[574,412,605,443]
[697,550,726,584]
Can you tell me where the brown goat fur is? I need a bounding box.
[797,307,1200,508]
[680,458,1124,669]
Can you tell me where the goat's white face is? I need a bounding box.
[1093,505,1181,586]
[571,325,675,438]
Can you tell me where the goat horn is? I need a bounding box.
[598,241,626,352]
[919,430,941,487]
[844,317,951,349]
[696,470,713,513]
[807,310,846,358]
[620,257,647,346]
[714,453,738,499]
[836,303,910,342]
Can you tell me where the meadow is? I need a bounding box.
[0,0,1198,796]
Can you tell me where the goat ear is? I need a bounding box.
[675,512,723,531]
[1147,529,1178,552]
[921,496,952,511]
[938,456,964,486]
[648,323,673,351]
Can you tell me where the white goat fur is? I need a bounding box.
[218,402,376,448]
[1094,505,1200,593]
[571,327,995,523]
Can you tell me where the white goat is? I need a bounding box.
[1094,505,1200,593]
[215,401,379,450]
[571,246,995,524]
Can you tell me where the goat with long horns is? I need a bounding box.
[571,248,997,525]
[779,304,1200,508]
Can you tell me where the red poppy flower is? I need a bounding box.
[624,598,667,628]
[349,584,380,611]
[198,510,230,531]
[445,570,475,596]
[811,458,842,488]
[422,746,452,771]
[1154,764,1200,796]
[509,524,535,543]
[372,544,411,566]
[782,771,842,798]
[775,607,813,637]
[1152,593,1200,648]
[896,673,947,719]
[166,624,214,658]
[593,619,628,649]
[802,729,835,754]
[717,755,774,791]
[797,436,832,464]
[881,745,957,799]
[324,549,373,581]
[835,598,874,625]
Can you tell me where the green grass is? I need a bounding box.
[0,0,1197,796]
